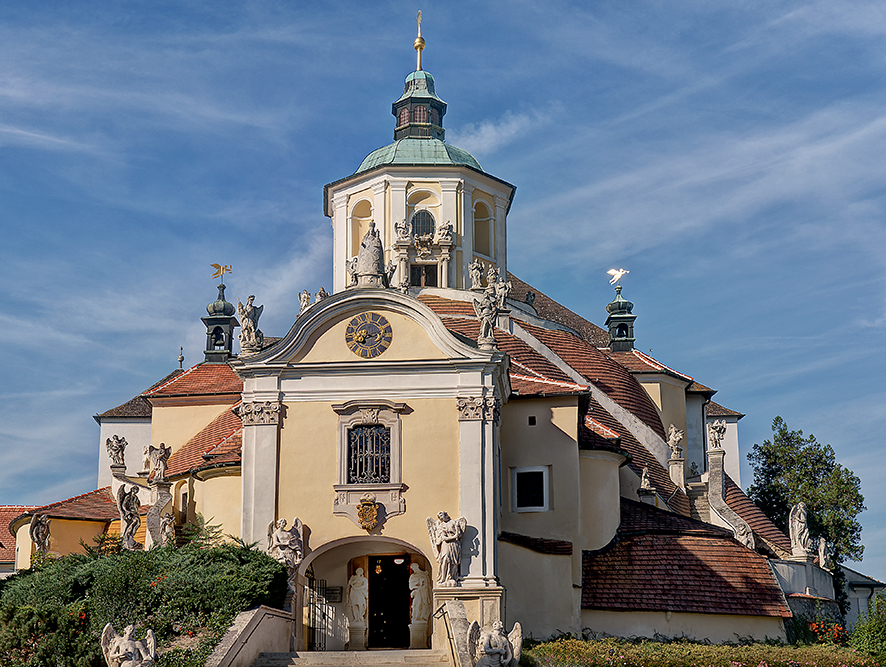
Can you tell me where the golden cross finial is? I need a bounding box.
[414,10,425,71]
[210,263,232,282]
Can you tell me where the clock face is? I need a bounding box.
[345,312,393,358]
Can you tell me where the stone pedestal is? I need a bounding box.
[637,487,657,506]
[409,621,429,649]
[145,479,172,549]
[668,457,685,489]
[431,587,503,650]
[347,621,366,651]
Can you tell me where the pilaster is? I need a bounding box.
[440,181,460,288]
[372,180,388,250]
[493,195,508,277]
[332,193,349,293]
[461,183,475,289]
[238,399,282,546]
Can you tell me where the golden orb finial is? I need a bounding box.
[414,10,425,71]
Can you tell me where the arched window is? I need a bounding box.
[412,106,427,123]
[411,210,435,237]
[398,107,409,127]
[473,201,493,257]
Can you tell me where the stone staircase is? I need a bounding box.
[252,649,451,667]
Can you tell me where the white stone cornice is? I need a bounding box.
[333,193,348,209]
[493,195,508,209]
[461,181,475,195]
[371,180,387,195]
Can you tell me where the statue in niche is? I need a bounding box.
[427,511,467,587]
[148,444,171,482]
[159,513,176,547]
[469,259,484,290]
[347,568,369,623]
[299,289,312,313]
[355,221,385,280]
[100,623,156,667]
[315,286,329,302]
[117,485,142,551]
[473,290,498,350]
[267,517,305,577]
[467,620,523,667]
[789,502,812,556]
[667,424,684,458]
[437,220,454,244]
[29,514,51,553]
[106,435,127,467]
[408,563,432,623]
[707,420,727,449]
[494,275,512,311]
[639,466,653,490]
[395,218,411,242]
[237,295,264,351]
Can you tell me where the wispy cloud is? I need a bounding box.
[449,110,547,157]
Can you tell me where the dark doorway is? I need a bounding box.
[410,264,438,287]
[367,554,410,648]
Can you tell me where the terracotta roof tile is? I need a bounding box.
[12,488,119,527]
[724,475,791,555]
[166,406,242,477]
[145,363,242,398]
[507,274,609,347]
[94,369,184,420]
[707,401,745,418]
[582,498,791,618]
[417,294,477,316]
[0,506,37,561]
[499,531,573,555]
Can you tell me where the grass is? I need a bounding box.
[523,637,883,667]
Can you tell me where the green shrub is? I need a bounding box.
[850,595,886,658]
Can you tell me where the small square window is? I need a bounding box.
[528,416,536,426]
[512,466,549,512]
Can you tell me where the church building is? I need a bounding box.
[8,25,852,656]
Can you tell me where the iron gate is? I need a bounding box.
[305,566,331,651]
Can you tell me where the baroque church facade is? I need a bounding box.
[6,28,858,654]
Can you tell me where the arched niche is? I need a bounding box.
[350,199,374,258]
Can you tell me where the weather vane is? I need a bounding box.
[414,10,425,71]
[211,263,232,283]
[607,268,629,285]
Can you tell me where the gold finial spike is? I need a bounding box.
[414,10,425,71]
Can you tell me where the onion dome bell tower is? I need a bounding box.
[606,285,637,352]
[202,282,239,363]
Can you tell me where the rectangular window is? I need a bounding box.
[512,466,549,512]
[410,264,438,287]
[347,425,391,484]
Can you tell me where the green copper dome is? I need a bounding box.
[395,70,445,104]
[355,137,482,174]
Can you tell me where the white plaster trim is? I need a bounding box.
[510,466,550,512]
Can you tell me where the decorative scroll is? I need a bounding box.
[235,401,281,426]
[457,396,501,423]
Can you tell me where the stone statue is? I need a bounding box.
[106,435,127,467]
[159,513,175,547]
[29,514,51,553]
[354,221,386,286]
[395,218,411,242]
[639,466,653,490]
[437,220,454,244]
[117,485,142,551]
[299,289,311,313]
[469,259,484,290]
[667,424,684,458]
[100,623,156,667]
[524,291,536,306]
[707,420,727,449]
[385,260,397,288]
[426,511,467,587]
[148,444,171,482]
[347,567,369,623]
[467,620,523,667]
[267,517,305,581]
[237,295,264,352]
[789,502,812,557]
[688,461,699,477]
[472,290,498,351]
[140,444,151,476]
[398,275,410,294]
[486,265,499,288]
[494,275,512,311]
[733,520,754,550]
[408,563,432,623]
[315,286,329,302]
[818,537,832,569]
[346,258,358,287]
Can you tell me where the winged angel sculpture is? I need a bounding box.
[268,517,305,585]
[101,623,156,667]
[468,620,522,667]
[426,511,467,586]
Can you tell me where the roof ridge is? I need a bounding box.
[510,373,588,390]
[631,349,693,381]
[144,362,203,395]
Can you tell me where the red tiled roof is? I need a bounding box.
[707,401,744,418]
[724,476,791,555]
[145,363,242,398]
[687,381,716,394]
[166,406,242,477]
[582,499,791,618]
[603,350,690,381]
[586,396,690,516]
[507,274,609,347]
[519,322,665,439]
[94,369,184,420]
[0,506,37,561]
[12,488,120,527]
[499,531,573,555]
[417,294,477,317]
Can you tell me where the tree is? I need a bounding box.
[747,416,865,563]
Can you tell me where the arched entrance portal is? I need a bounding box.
[296,536,433,652]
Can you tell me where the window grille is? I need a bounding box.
[412,105,428,123]
[398,107,409,126]
[347,425,391,484]
[411,210,435,237]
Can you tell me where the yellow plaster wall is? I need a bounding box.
[277,398,459,576]
[579,451,623,551]
[151,403,236,455]
[293,309,451,364]
[499,398,580,541]
[14,523,33,570]
[15,519,107,568]
[194,473,242,540]
[499,542,578,639]
[639,379,687,436]
[581,609,786,643]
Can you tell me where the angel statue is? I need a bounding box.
[267,517,305,576]
[148,443,171,481]
[237,295,264,352]
[473,290,498,350]
[427,511,467,587]
[707,419,727,449]
[29,514,51,553]
[467,620,523,667]
[106,435,127,467]
[667,423,684,458]
[100,623,156,667]
[117,485,142,551]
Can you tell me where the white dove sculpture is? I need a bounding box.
[607,268,629,285]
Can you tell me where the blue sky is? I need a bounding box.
[1,2,885,581]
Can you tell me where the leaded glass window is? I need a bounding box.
[347,425,391,484]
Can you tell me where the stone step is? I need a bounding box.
[253,649,450,667]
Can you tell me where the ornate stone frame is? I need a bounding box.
[331,400,411,528]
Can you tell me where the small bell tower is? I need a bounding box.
[202,269,239,362]
[606,285,637,352]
